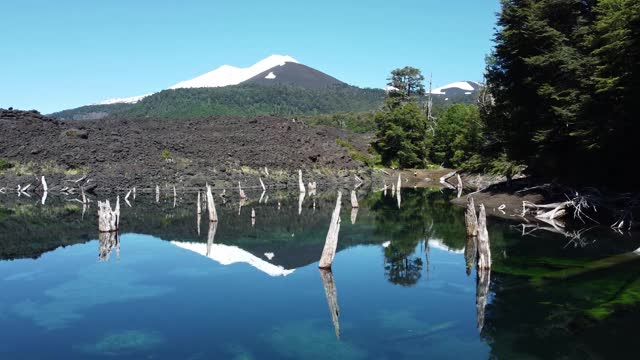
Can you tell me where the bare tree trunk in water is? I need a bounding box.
[476,267,490,332]
[464,235,477,276]
[319,269,341,340]
[319,192,342,269]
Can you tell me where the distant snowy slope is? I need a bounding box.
[430,81,482,95]
[96,94,151,105]
[169,54,299,89]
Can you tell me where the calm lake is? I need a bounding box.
[1,188,639,359]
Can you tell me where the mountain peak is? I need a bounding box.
[169,54,299,90]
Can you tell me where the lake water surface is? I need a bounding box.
[1,188,639,359]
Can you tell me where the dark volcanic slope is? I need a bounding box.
[242,62,346,89]
[0,109,368,190]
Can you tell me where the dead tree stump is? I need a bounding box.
[319,192,342,269]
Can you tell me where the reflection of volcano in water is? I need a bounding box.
[171,241,296,277]
[428,238,464,254]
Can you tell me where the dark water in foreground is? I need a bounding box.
[1,188,639,359]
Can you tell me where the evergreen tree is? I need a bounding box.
[373,101,429,168]
[483,0,637,186]
[373,67,430,168]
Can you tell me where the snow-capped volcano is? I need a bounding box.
[169,54,299,89]
[430,81,483,95]
[95,54,299,105]
[171,241,295,277]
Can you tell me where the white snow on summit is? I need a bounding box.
[171,241,295,277]
[430,81,480,95]
[96,94,150,105]
[169,54,298,89]
[94,55,298,105]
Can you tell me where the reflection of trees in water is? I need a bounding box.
[384,246,423,286]
[366,188,464,286]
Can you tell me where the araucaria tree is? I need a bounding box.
[373,67,429,168]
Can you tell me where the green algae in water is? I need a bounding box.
[76,329,164,355]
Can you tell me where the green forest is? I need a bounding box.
[113,84,386,119]
[373,0,639,188]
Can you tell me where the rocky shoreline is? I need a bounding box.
[0,108,373,192]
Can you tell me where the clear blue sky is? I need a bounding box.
[0,0,501,113]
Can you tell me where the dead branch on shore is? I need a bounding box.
[439,171,457,189]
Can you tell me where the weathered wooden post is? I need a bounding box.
[173,186,177,208]
[465,197,478,237]
[351,207,358,224]
[251,208,256,227]
[155,185,160,203]
[477,204,491,270]
[383,183,388,196]
[397,173,402,193]
[350,190,359,208]
[391,184,396,197]
[197,191,201,215]
[456,174,463,198]
[319,192,342,269]
[206,184,218,222]
[133,187,136,200]
[238,182,247,200]
[98,197,120,233]
[299,169,306,193]
[259,177,266,192]
[319,269,341,340]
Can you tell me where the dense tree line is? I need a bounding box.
[109,84,386,119]
[484,0,640,187]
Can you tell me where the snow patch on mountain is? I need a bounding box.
[171,241,295,277]
[96,94,150,105]
[265,71,276,79]
[169,54,298,89]
[430,81,481,95]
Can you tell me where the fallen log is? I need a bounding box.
[439,171,457,189]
